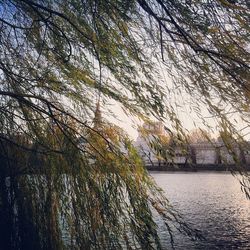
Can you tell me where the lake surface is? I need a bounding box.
[152,172,250,249]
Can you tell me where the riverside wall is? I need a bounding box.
[146,163,250,171]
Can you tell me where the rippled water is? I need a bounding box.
[152,172,250,249]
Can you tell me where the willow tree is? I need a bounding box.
[0,0,249,249]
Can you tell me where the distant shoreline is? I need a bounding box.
[146,164,250,171]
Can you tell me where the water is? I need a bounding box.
[152,172,250,249]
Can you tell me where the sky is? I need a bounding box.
[104,87,250,142]
[104,99,208,141]
[101,46,250,142]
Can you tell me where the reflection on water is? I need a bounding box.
[152,172,250,249]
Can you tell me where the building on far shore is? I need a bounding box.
[190,142,219,165]
[135,121,250,168]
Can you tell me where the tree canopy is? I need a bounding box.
[0,0,249,249]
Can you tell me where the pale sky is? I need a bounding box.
[102,55,250,142]
[104,91,250,142]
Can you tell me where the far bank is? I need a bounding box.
[146,163,250,171]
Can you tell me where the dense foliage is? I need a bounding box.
[0,0,249,249]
